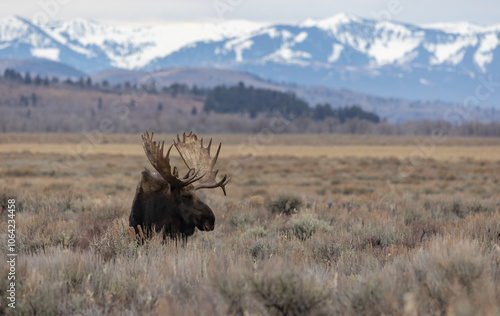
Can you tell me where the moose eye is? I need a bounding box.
[182,194,193,200]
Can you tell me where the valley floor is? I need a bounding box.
[1,134,499,315]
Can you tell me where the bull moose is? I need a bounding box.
[129,131,229,242]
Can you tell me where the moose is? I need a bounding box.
[129,131,229,242]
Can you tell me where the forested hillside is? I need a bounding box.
[203,82,380,122]
[1,68,500,135]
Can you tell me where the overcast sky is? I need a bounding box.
[4,0,500,26]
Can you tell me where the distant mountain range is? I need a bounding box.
[90,67,498,123]
[1,14,499,106]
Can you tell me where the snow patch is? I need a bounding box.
[281,30,293,40]
[328,44,344,62]
[368,22,424,65]
[263,27,280,38]
[234,40,253,62]
[294,31,308,43]
[474,33,499,72]
[425,36,477,65]
[301,13,361,32]
[31,48,60,61]
[261,29,313,65]
[335,32,369,53]
[422,22,500,35]
[369,37,422,65]
[0,15,31,41]
[264,46,311,65]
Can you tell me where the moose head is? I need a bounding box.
[129,131,229,242]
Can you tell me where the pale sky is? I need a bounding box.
[4,0,500,26]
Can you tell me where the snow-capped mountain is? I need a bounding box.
[0,15,266,72]
[41,18,267,70]
[1,14,499,104]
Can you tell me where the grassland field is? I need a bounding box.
[1,133,500,315]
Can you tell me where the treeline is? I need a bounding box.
[204,82,310,118]
[1,68,208,98]
[313,104,380,123]
[3,69,380,123]
[3,107,500,136]
[3,69,52,86]
[204,82,380,122]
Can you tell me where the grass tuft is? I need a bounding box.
[267,195,303,215]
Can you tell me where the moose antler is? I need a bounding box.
[141,131,205,188]
[174,132,230,195]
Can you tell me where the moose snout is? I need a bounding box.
[203,221,214,231]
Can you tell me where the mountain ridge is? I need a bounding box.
[1,14,499,105]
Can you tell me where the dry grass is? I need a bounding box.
[2,133,500,146]
[2,143,500,162]
[1,134,500,315]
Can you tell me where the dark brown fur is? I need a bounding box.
[129,170,215,241]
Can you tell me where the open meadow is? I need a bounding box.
[1,133,500,315]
